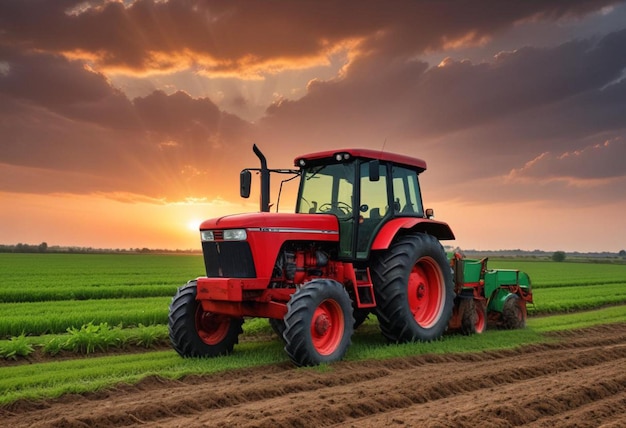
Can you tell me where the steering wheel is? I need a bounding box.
[319,202,352,218]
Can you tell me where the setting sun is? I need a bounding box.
[187,219,203,232]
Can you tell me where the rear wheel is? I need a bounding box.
[501,294,526,329]
[283,279,354,366]
[168,281,243,357]
[372,233,454,342]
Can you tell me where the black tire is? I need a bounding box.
[269,318,286,341]
[371,233,455,342]
[168,280,243,357]
[283,279,354,366]
[459,298,487,335]
[501,294,526,329]
[353,308,370,329]
[459,297,477,336]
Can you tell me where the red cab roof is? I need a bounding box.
[294,148,427,171]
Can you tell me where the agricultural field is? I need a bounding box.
[0,253,625,427]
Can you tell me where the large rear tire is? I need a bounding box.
[168,281,243,357]
[269,318,286,341]
[371,233,454,342]
[283,279,354,366]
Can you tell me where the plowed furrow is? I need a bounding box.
[125,339,625,427]
[524,392,626,428]
[2,323,624,428]
[333,360,626,428]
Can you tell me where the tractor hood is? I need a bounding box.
[199,212,340,280]
[200,212,339,234]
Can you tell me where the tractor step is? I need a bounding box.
[354,268,377,308]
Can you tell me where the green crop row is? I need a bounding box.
[488,259,626,288]
[528,283,626,314]
[0,323,169,360]
[0,253,204,303]
[0,284,178,303]
[0,297,170,337]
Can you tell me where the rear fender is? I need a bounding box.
[371,217,455,250]
[487,288,514,313]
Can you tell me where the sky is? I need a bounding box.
[1,0,626,252]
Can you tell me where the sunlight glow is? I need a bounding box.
[187,219,203,232]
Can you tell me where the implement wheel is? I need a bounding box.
[461,298,487,335]
[501,294,526,329]
[372,233,454,342]
[168,281,243,357]
[474,299,487,333]
[283,279,354,366]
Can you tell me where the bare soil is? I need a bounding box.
[2,323,625,428]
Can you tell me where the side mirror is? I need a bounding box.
[240,170,252,198]
[369,160,380,181]
[425,208,434,219]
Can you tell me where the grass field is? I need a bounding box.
[0,253,625,405]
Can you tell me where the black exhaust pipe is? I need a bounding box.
[253,144,270,212]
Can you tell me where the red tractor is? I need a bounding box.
[168,145,530,366]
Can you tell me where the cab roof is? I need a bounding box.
[294,148,427,171]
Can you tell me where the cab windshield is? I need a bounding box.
[296,163,355,219]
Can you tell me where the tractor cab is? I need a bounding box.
[239,145,437,261]
[293,149,428,260]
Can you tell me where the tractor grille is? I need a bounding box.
[201,241,256,278]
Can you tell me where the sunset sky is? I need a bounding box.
[1,0,625,252]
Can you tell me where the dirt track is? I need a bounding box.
[2,323,625,428]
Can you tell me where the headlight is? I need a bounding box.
[223,229,247,241]
[200,230,214,241]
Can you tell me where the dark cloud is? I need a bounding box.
[0,47,252,200]
[260,27,626,195]
[0,0,621,74]
[0,46,137,130]
[508,137,626,181]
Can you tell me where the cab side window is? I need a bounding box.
[391,166,423,216]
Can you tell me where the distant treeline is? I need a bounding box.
[0,242,200,255]
[2,242,623,259]
[445,246,626,261]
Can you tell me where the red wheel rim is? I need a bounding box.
[310,299,344,355]
[407,257,444,328]
[475,303,486,333]
[195,305,230,345]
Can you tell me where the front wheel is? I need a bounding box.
[168,281,243,357]
[372,233,455,342]
[283,279,354,366]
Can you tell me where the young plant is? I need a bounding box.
[43,337,65,356]
[64,322,122,354]
[0,334,34,360]
[132,324,168,348]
